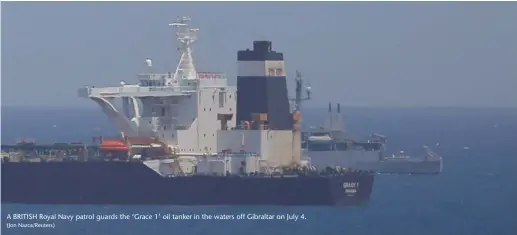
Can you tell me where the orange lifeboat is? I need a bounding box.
[99,137,169,153]
[99,139,128,151]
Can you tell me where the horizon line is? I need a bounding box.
[1,105,516,110]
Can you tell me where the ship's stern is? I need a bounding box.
[328,171,374,206]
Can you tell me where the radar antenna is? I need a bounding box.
[169,16,199,84]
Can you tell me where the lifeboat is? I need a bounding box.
[99,137,169,153]
[99,139,128,151]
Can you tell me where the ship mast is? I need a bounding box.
[290,70,311,113]
[169,16,199,84]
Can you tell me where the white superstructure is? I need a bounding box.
[78,17,236,157]
[78,17,303,175]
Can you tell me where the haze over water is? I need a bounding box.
[2,107,516,235]
[2,2,517,234]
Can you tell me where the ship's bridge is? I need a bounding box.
[78,72,228,99]
[77,17,237,156]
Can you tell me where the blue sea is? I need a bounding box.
[1,106,516,235]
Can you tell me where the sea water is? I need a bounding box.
[1,107,516,235]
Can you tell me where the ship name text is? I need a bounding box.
[343,182,360,195]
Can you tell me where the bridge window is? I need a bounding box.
[268,68,275,76]
[307,143,334,151]
[140,79,166,87]
[315,133,326,136]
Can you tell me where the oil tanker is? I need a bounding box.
[1,159,373,206]
[1,16,375,206]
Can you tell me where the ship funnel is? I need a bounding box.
[236,41,292,130]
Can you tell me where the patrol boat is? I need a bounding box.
[1,16,374,206]
[289,60,442,175]
[300,104,442,174]
[300,106,442,175]
[356,147,443,175]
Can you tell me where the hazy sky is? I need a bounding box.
[2,2,516,108]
